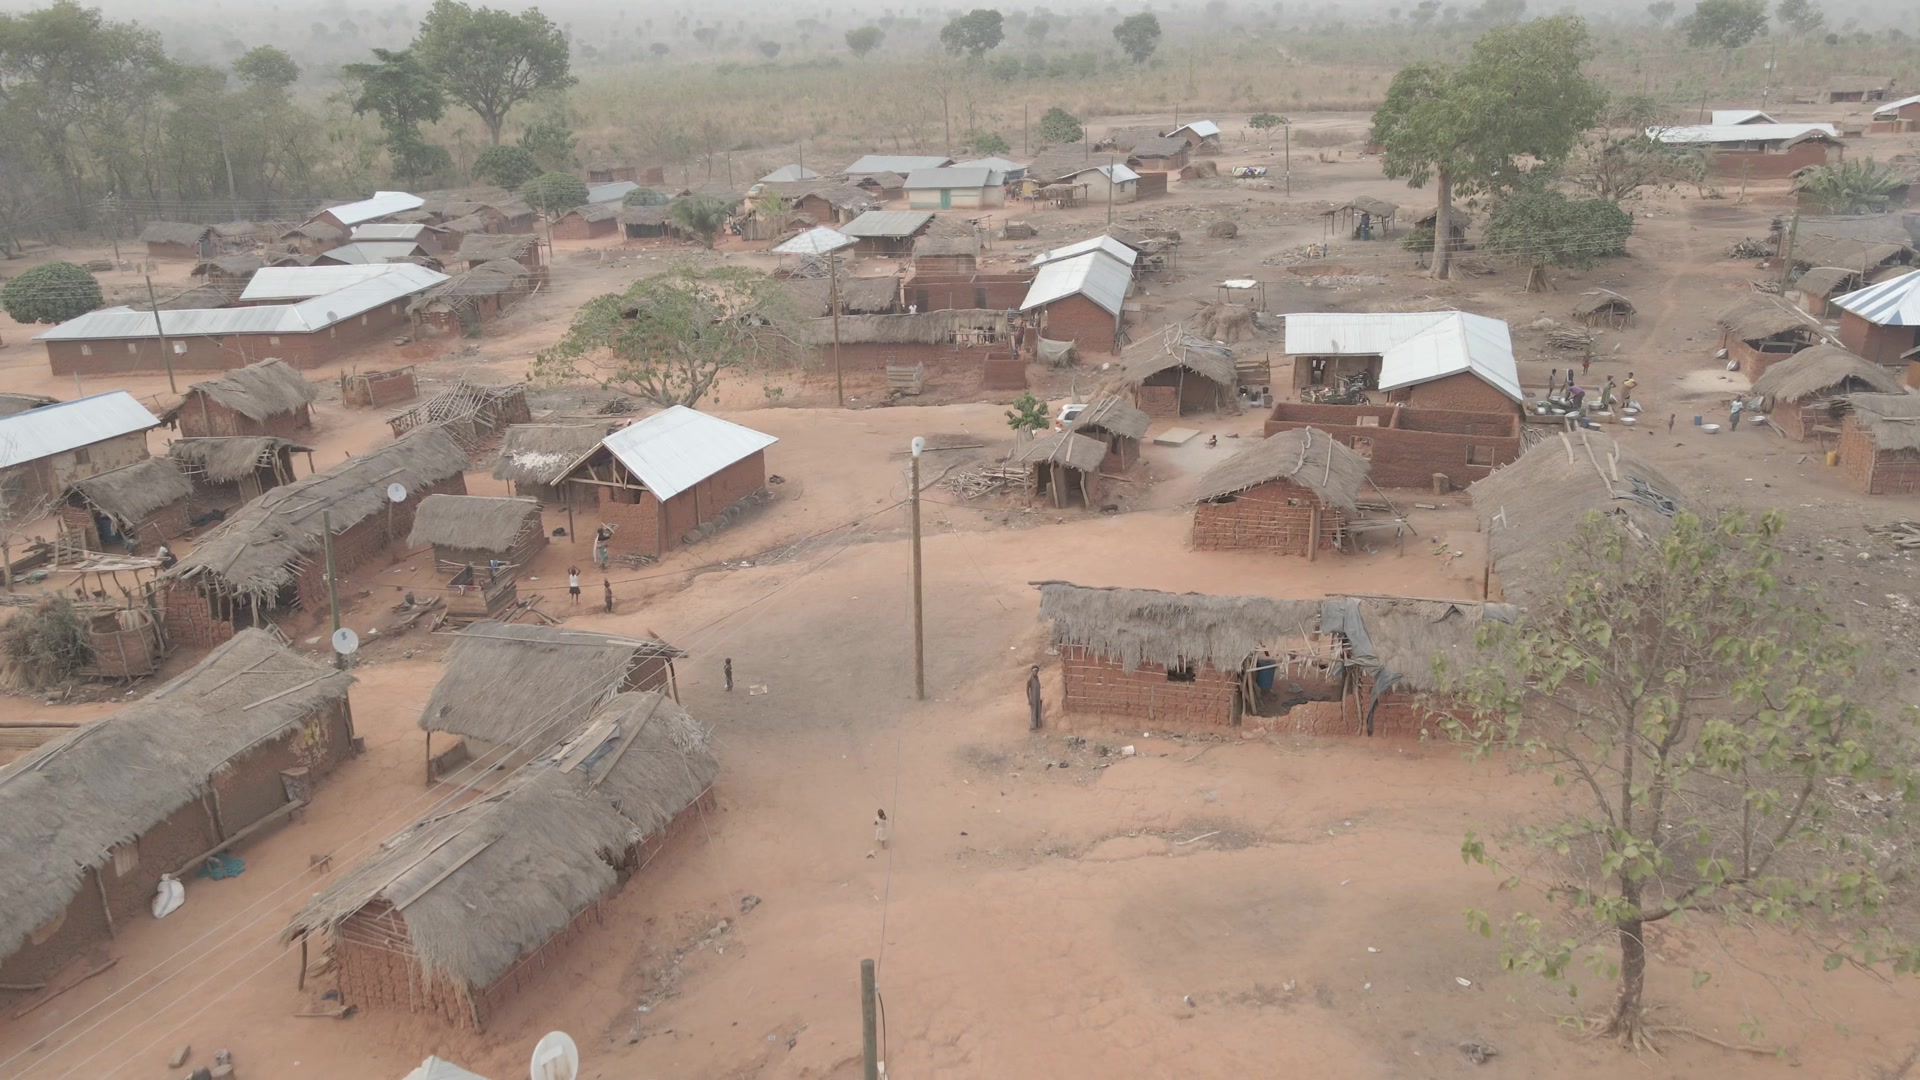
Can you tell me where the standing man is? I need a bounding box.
[1600,376,1617,412]
[724,657,734,692]
[1026,664,1043,732]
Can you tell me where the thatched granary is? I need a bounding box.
[417,622,685,773]
[167,359,317,440]
[1837,393,1920,495]
[1747,344,1906,440]
[61,456,192,553]
[164,427,469,645]
[287,690,715,1030]
[1069,394,1151,470]
[0,631,354,987]
[1192,428,1369,557]
[1113,329,1238,417]
[1469,429,1694,607]
[1716,295,1820,378]
[167,436,310,506]
[1571,289,1635,329]
[407,494,545,571]
[492,424,609,507]
[1009,431,1109,508]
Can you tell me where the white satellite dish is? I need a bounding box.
[331,627,360,656]
[529,1031,579,1080]
[387,482,408,503]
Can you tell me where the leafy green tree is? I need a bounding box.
[756,40,781,59]
[1774,0,1823,34]
[1037,106,1083,145]
[1683,0,1769,49]
[1248,112,1287,131]
[522,170,588,215]
[1,261,100,323]
[413,0,575,144]
[1448,510,1917,1048]
[473,143,540,188]
[1483,189,1633,289]
[966,130,1011,155]
[386,130,453,184]
[1370,14,1605,278]
[341,48,449,186]
[1794,158,1907,214]
[621,187,669,206]
[845,25,885,57]
[940,8,1005,58]
[1571,94,1685,203]
[518,117,577,169]
[1005,392,1050,433]
[1645,0,1675,24]
[1112,12,1162,63]
[233,45,300,91]
[1025,13,1052,42]
[533,265,802,407]
[668,195,732,248]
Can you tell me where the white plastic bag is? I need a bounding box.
[152,873,184,919]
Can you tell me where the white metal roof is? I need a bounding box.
[952,156,1026,174]
[760,164,820,182]
[1064,162,1141,184]
[318,190,424,227]
[1167,120,1221,139]
[844,154,953,175]
[840,211,935,238]
[1832,271,1920,326]
[1873,94,1920,117]
[1647,123,1838,145]
[904,167,998,189]
[586,181,640,204]
[1019,251,1131,317]
[320,241,426,264]
[37,266,448,341]
[584,406,778,502]
[400,1058,492,1080]
[771,227,857,256]
[239,263,423,301]
[1284,311,1520,403]
[1031,235,1137,268]
[1710,109,1778,125]
[350,223,429,241]
[0,391,158,469]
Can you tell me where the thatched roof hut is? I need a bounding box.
[67,457,191,526]
[169,427,468,604]
[191,254,266,281]
[781,275,900,317]
[1469,429,1695,608]
[406,494,541,557]
[169,359,317,425]
[1321,595,1514,694]
[1846,393,1920,452]
[1749,344,1904,405]
[493,424,608,487]
[0,630,350,965]
[1716,296,1814,342]
[0,392,58,417]
[140,222,214,247]
[1071,395,1151,441]
[1793,266,1861,302]
[285,690,715,1015]
[1196,428,1369,513]
[1037,581,1321,673]
[455,234,539,264]
[167,436,308,484]
[1571,289,1636,327]
[1010,431,1108,472]
[418,622,685,749]
[1116,330,1237,388]
[803,309,1004,346]
[912,235,979,258]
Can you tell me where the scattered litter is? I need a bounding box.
[1120,745,1137,757]
[1362,982,1372,991]
[1455,977,1472,987]
[1460,1039,1498,1065]
[739,894,761,915]
[1366,946,1379,953]
[748,684,769,695]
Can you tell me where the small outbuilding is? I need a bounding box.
[1126,136,1192,172]
[552,203,619,240]
[167,359,317,440]
[1715,296,1821,379]
[1165,120,1223,152]
[1790,267,1862,318]
[1747,344,1906,440]
[141,222,215,260]
[167,435,309,506]
[1192,427,1368,557]
[1068,394,1151,470]
[1570,289,1636,329]
[840,211,936,257]
[408,494,546,571]
[557,406,777,558]
[1112,329,1237,416]
[1009,431,1108,508]
[1837,393,1920,495]
[1828,76,1896,103]
[1831,272,1920,367]
[61,456,193,553]
[493,424,608,509]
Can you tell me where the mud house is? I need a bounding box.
[162,426,468,646]
[36,264,448,375]
[1192,428,1369,557]
[1126,136,1191,173]
[1836,393,1920,495]
[1831,272,1920,367]
[1786,220,1916,277]
[1010,431,1108,508]
[278,219,347,254]
[551,203,618,241]
[1285,311,1522,414]
[1828,76,1896,103]
[167,436,309,507]
[750,181,881,224]
[416,622,685,774]
[1264,401,1520,489]
[1790,267,1863,318]
[556,406,776,559]
[1470,429,1695,606]
[1021,250,1130,354]
[1570,288,1635,328]
[1871,94,1920,133]
[905,167,1004,210]
[619,204,679,240]
[855,171,906,200]
[409,494,545,570]
[0,631,353,988]
[342,367,418,409]
[1411,207,1472,250]
[841,211,936,257]
[1747,345,1906,440]
[1716,295,1823,378]
[140,222,215,260]
[902,270,1030,314]
[1068,395,1151,470]
[588,160,663,184]
[409,260,533,334]
[0,391,158,507]
[1112,329,1237,416]
[287,689,713,1031]
[1057,163,1139,205]
[1165,120,1223,152]
[164,359,316,440]
[803,310,1023,393]
[60,456,192,553]
[475,198,537,234]
[493,424,608,509]
[912,235,980,275]
[1648,123,1844,179]
[456,233,545,277]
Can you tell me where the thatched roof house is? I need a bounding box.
[418,622,685,753]
[1716,294,1824,376]
[1837,393,1920,495]
[802,308,1004,347]
[1197,427,1367,512]
[0,630,353,981]
[1069,394,1151,470]
[781,275,900,317]
[493,424,609,496]
[1469,429,1694,606]
[167,435,309,504]
[1009,431,1109,508]
[1793,266,1862,307]
[1749,343,1905,440]
[407,494,544,567]
[1039,581,1320,675]
[64,456,192,547]
[167,358,317,439]
[454,233,541,269]
[1113,329,1237,416]
[1571,289,1635,328]
[1193,428,1369,556]
[286,689,715,1029]
[141,222,215,258]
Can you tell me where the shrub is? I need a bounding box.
[2,262,102,324]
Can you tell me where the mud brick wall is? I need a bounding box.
[906,275,1030,312]
[164,584,237,649]
[345,369,418,409]
[1387,371,1517,414]
[982,357,1028,391]
[0,871,116,987]
[46,301,413,376]
[292,475,467,612]
[1191,479,1339,555]
[176,396,311,439]
[828,341,1001,373]
[1039,294,1120,354]
[551,215,616,241]
[1136,384,1180,417]
[1774,400,1822,441]
[100,800,218,918]
[1135,171,1169,197]
[1059,645,1239,726]
[1725,333,1801,381]
[1840,311,1920,367]
[598,453,764,556]
[1709,141,1838,179]
[1839,417,1920,495]
[335,904,479,1028]
[1265,403,1519,489]
[74,498,194,554]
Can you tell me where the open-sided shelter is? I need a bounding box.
[1748,344,1906,440]
[166,359,317,440]
[1715,295,1823,378]
[1192,427,1368,556]
[1009,431,1108,508]
[1068,394,1151,470]
[557,407,776,559]
[1322,198,1398,241]
[167,436,309,507]
[1837,393,1920,495]
[1112,329,1236,416]
[61,456,192,553]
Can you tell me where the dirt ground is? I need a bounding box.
[3,109,1920,1080]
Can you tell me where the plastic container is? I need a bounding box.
[1701,423,1722,434]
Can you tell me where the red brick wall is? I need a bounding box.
[62,500,191,552]
[46,301,414,375]
[827,341,1003,372]
[344,369,418,409]
[1839,311,1920,366]
[335,903,478,1027]
[594,453,765,556]
[1264,402,1518,488]
[1839,415,1920,495]
[1059,646,1239,727]
[1386,371,1517,414]
[1349,675,1467,738]
[1038,293,1120,354]
[1137,384,1179,417]
[164,583,237,648]
[983,357,1027,391]
[913,255,977,277]
[1709,140,1841,179]
[176,395,312,439]
[1725,332,1803,381]
[906,275,1030,312]
[1191,479,1341,555]
[293,475,467,612]
[1135,172,1169,198]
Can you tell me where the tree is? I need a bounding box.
[1248,112,1288,131]
[1370,14,1605,278]
[939,9,1005,58]
[1645,0,1675,24]
[473,143,540,188]
[756,40,782,59]
[845,25,884,58]
[621,187,669,206]
[1683,0,1769,50]
[1774,0,1823,35]
[692,25,718,48]
[1448,510,1917,1048]
[1025,13,1052,42]
[966,130,1011,155]
[1794,158,1907,214]
[1037,106,1083,145]
[522,169,588,215]
[1112,12,1162,63]
[649,42,669,58]
[1,261,100,324]
[341,48,448,186]
[413,0,575,144]
[1483,188,1633,289]
[233,45,300,91]
[518,117,577,169]
[667,195,732,248]
[533,265,802,408]
[1005,392,1050,433]
[1572,94,1687,203]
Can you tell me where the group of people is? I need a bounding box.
[1545,367,1638,415]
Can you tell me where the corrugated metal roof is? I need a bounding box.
[1285,311,1453,354]
[318,190,425,227]
[1167,120,1221,139]
[760,165,820,182]
[1020,251,1131,317]
[320,241,426,264]
[401,1057,493,1080]
[1284,311,1519,403]
[1031,235,1137,268]
[350,223,429,241]
[0,391,158,469]
[904,167,997,189]
[952,156,1026,174]
[1832,271,1920,327]
[37,266,448,340]
[586,181,639,204]
[841,211,935,238]
[845,155,953,175]
[771,227,857,256]
[1064,162,1141,184]
[1648,123,1838,145]
[240,264,415,301]
[1710,109,1777,125]
[585,406,778,502]
[1874,94,1920,117]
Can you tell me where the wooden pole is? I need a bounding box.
[832,251,845,407]
[1778,211,1800,291]
[144,276,178,394]
[322,509,343,670]
[861,958,880,1080]
[910,441,924,701]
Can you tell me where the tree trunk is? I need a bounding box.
[1606,914,1647,1045]
[1430,168,1454,280]
[486,113,504,145]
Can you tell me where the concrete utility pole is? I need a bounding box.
[909,436,925,701]
[861,959,880,1080]
[143,276,178,394]
[322,509,344,670]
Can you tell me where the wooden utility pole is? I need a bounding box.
[322,509,344,670]
[1777,211,1800,291]
[1023,103,1028,155]
[143,276,178,394]
[1106,155,1115,226]
[861,959,880,1080]
[831,251,845,407]
[909,437,925,701]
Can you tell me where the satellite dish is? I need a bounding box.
[911,436,926,457]
[331,627,360,656]
[387,482,408,503]
[530,1031,579,1080]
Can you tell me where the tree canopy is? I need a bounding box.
[966,130,1011,156]
[518,117,577,170]
[1483,188,1633,288]
[232,45,300,91]
[1112,13,1162,63]
[939,9,1004,58]
[667,195,731,249]
[0,260,99,324]
[845,25,884,57]
[341,48,449,186]
[621,187,670,207]
[413,0,574,145]
[521,170,587,216]
[1775,0,1824,34]
[1795,158,1907,215]
[1037,106,1083,145]
[473,143,540,189]
[1249,112,1288,130]
[1683,0,1769,49]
